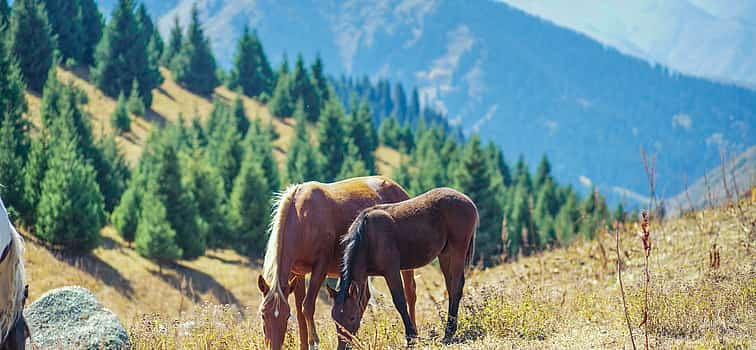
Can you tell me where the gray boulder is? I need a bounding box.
[25,286,129,350]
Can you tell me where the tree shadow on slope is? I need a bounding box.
[149,262,241,309]
[51,243,136,299]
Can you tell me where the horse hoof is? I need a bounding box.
[406,336,418,347]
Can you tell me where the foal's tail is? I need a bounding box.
[464,206,479,271]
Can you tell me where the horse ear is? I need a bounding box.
[257,275,270,295]
[326,285,338,299]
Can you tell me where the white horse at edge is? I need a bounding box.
[0,195,25,344]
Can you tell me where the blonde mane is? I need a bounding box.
[0,214,25,342]
[261,184,300,306]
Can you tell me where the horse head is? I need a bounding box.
[257,275,297,350]
[328,283,363,350]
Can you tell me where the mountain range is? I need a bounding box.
[95,0,755,206]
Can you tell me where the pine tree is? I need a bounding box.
[337,140,369,180]
[206,100,243,193]
[161,15,182,66]
[135,183,181,265]
[246,120,280,193]
[285,100,321,184]
[183,150,230,248]
[135,3,162,88]
[96,134,130,212]
[392,83,407,123]
[93,0,160,106]
[508,182,531,256]
[111,92,130,133]
[228,25,273,98]
[310,53,329,111]
[534,179,559,249]
[228,153,269,255]
[0,0,9,27]
[317,97,348,181]
[35,128,105,252]
[408,88,420,124]
[452,134,503,265]
[0,34,29,159]
[0,118,26,216]
[269,71,293,117]
[378,114,400,148]
[555,189,579,244]
[10,0,55,92]
[126,79,145,116]
[231,93,250,136]
[75,0,103,65]
[171,3,218,95]
[534,154,552,190]
[613,202,626,224]
[291,54,317,121]
[41,0,79,61]
[20,134,48,226]
[111,180,140,243]
[346,100,377,173]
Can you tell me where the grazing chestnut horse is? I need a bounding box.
[257,176,416,350]
[0,196,29,350]
[329,187,477,348]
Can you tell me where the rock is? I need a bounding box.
[24,286,129,350]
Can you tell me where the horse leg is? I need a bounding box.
[401,270,417,329]
[384,267,418,344]
[303,263,327,350]
[439,253,466,343]
[359,279,371,312]
[293,276,309,350]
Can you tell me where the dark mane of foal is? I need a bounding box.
[337,209,371,302]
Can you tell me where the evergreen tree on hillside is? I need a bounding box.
[310,53,329,111]
[285,100,321,184]
[337,140,369,180]
[207,106,243,193]
[534,179,559,248]
[555,189,579,244]
[486,142,511,187]
[0,36,29,158]
[40,0,79,61]
[508,181,533,256]
[231,93,250,136]
[228,25,273,98]
[246,120,280,193]
[392,83,407,123]
[378,114,400,148]
[613,202,626,224]
[0,0,9,27]
[35,124,105,252]
[408,88,420,123]
[135,3,162,88]
[291,54,318,121]
[452,134,502,265]
[135,183,181,265]
[534,155,552,190]
[93,0,160,106]
[21,135,48,225]
[161,15,182,66]
[317,97,348,181]
[10,0,55,92]
[171,4,218,95]
[127,80,145,116]
[75,0,103,65]
[346,100,377,173]
[183,149,230,249]
[112,179,140,243]
[111,92,130,133]
[269,71,293,117]
[96,134,130,212]
[0,118,26,216]
[228,153,269,255]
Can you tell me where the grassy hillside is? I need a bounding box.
[20,65,402,321]
[120,199,752,349]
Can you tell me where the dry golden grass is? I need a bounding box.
[121,201,756,349]
[25,200,752,349]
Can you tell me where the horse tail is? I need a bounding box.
[464,203,479,271]
[262,184,299,285]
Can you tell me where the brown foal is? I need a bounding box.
[329,187,478,348]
